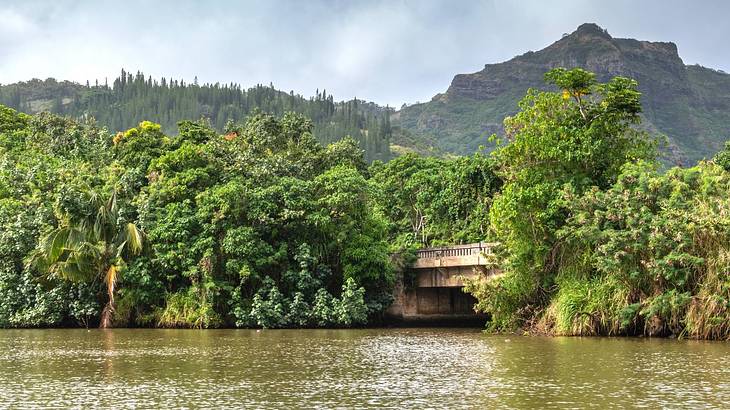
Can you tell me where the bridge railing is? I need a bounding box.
[415,242,496,260]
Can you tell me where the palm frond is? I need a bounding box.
[126,223,144,255]
[47,228,70,263]
[55,258,94,282]
[75,241,103,260]
[26,247,50,273]
[66,227,87,247]
[27,227,70,274]
[31,188,141,309]
[88,190,100,208]
[107,189,118,216]
[95,204,108,239]
[105,264,119,303]
[116,240,127,258]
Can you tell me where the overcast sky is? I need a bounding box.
[1,0,728,106]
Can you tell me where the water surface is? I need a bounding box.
[0,328,728,408]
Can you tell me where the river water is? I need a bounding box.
[0,328,728,409]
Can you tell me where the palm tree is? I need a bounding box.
[31,189,143,328]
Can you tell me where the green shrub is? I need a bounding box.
[156,288,222,329]
[334,278,368,326]
[552,162,730,338]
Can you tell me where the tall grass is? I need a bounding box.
[684,198,730,339]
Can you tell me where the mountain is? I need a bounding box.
[395,23,730,164]
[0,71,393,162]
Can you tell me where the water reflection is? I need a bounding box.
[0,329,727,408]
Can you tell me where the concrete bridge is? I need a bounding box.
[387,242,499,323]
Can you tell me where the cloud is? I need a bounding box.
[0,0,728,106]
[0,8,35,35]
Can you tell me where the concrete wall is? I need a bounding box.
[412,287,477,315]
[386,284,486,323]
[386,267,489,323]
[415,266,480,287]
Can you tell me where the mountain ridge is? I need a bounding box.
[396,23,730,164]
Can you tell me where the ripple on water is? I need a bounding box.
[0,329,728,409]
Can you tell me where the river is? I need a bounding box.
[0,328,728,408]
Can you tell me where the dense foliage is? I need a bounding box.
[548,162,730,338]
[2,66,728,339]
[0,102,493,329]
[0,70,392,162]
[0,106,110,327]
[713,141,730,171]
[0,103,393,328]
[369,153,500,249]
[466,68,730,339]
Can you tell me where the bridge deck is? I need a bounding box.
[413,242,495,269]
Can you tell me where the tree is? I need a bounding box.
[30,189,143,328]
[0,105,29,134]
[0,71,393,162]
[713,140,730,171]
[470,68,656,330]
[370,152,500,248]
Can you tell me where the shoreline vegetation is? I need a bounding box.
[1,68,728,339]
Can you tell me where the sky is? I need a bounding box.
[1,0,729,107]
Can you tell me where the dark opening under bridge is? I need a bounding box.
[387,242,499,323]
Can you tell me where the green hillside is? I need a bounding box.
[0,70,393,162]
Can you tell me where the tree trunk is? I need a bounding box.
[100,300,115,328]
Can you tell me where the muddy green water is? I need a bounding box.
[0,328,728,409]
